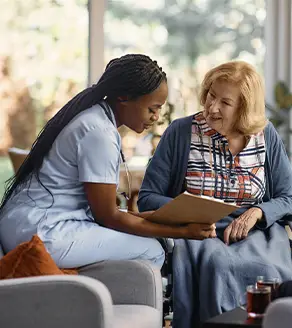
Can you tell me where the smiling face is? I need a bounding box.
[115,80,168,133]
[203,80,241,136]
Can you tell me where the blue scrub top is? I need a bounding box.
[0,101,121,252]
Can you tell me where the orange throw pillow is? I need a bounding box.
[0,235,77,279]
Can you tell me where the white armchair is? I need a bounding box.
[0,241,163,328]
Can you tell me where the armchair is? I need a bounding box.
[79,260,162,328]
[0,245,163,328]
[0,275,113,328]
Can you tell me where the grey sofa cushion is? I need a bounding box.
[113,305,161,328]
[79,260,163,312]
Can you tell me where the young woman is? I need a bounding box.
[0,54,215,269]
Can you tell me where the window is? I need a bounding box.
[0,0,88,198]
[105,0,266,158]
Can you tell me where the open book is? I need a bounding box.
[145,191,239,225]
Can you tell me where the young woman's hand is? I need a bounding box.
[224,207,263,245]
[135,210,216,240]
[184,223,217,240]
[137,211,216,240]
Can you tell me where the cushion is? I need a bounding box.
[113,305,161,328]
[0,235,77,279]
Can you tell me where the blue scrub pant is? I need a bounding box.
[42,219,165,269]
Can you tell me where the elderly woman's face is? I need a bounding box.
[203,80,241,136]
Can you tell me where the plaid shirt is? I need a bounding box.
[186,112,266,206]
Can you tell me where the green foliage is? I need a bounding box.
[0,0,89,194]
[106,0,265,67]
[275,82,292,110]
[0,0,88,115]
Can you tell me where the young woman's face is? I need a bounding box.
[117,81,168,133]
[203,80,241,136]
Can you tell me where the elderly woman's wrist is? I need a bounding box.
[253,207,263,221]
[252,207,268,229]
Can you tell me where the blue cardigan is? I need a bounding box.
[138,115,292,228]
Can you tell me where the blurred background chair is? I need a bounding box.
[7,147,29,173]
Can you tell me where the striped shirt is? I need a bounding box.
[186,112,266,206]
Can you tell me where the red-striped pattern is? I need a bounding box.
[186,112,266,206]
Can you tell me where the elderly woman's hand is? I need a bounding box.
[224,207,263,245]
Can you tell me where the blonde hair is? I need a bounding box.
[200,61,267,135]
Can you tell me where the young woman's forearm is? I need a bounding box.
[99,210,187,239]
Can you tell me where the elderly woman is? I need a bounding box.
[138,61,292,327]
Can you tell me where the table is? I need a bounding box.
[202,307,262,328]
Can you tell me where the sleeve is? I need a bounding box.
[256,123,292,228]
[77,127,120,184]
[137,122,177,212]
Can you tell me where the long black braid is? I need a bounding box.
[0,54,166,211]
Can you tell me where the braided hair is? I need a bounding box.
[0,54,166,210]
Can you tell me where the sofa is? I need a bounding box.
[0,243,163,328]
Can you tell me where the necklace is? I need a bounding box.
[99,101,132,202]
